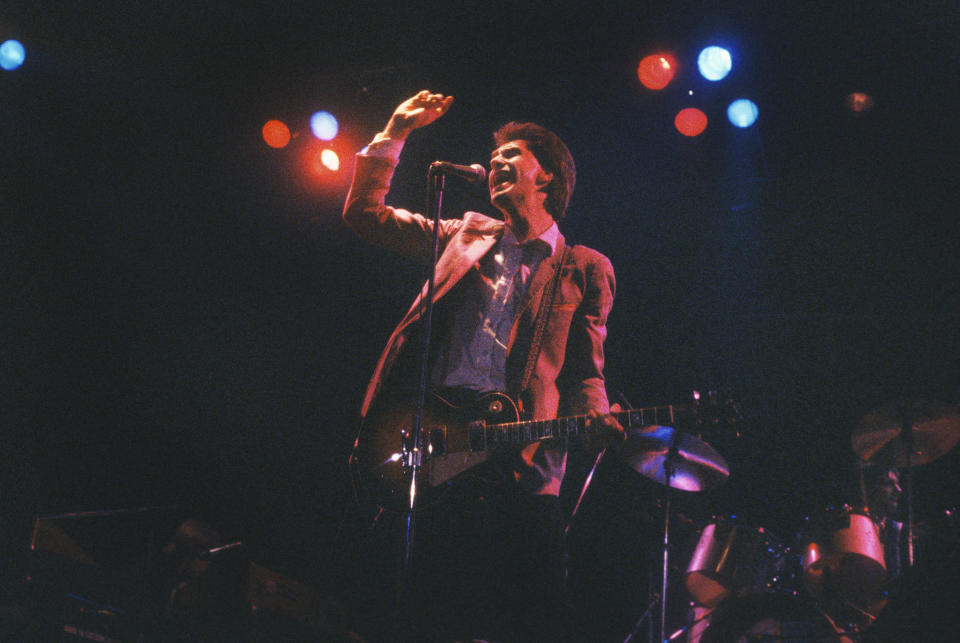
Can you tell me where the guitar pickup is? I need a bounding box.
[400,426,447,458]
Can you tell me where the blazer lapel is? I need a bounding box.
[397,217,503,330]
[432,226,501,300]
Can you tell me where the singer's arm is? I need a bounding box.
[377,90,453,142]
[342,91,461,261]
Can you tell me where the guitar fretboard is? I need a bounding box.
[467,405,679,451]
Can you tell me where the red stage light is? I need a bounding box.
[262,119,291,148]
[674,107,708,136]
[637,54,677,90]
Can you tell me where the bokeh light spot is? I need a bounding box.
[845,92,875,113]
[309,147,342,176]
[0,39,26,71]
[262,119,291,148]
[637,53,677,90]
[675,107,708,136]
[697,46,732,81]
[727,98,759,128]
[320,149,340,172]
[310,111,339,141]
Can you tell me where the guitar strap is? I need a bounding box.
[518,244,570,395]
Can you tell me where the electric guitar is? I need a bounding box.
[349,390,686,511]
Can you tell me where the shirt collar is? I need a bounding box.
[502,221,559,256]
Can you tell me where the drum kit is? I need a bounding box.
[615,396,960,642]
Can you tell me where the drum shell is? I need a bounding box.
[801,509,886,607]
[684,521,788,608]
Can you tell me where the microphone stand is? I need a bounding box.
[900,404,916,568]
[397,167,447,630]
[659,444,679,643]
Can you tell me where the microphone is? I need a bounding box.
[429,161,487,184]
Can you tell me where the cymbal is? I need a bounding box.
[621,425,730,492]
[852,397,960,467]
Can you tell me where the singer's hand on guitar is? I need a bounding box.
[382,90,454,140]
[585,405,626,449]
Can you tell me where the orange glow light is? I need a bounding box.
[637,54,677,90]
[297,136,355,195]
[262,119,291,148]
[674,107,708,136]
[845,92,875,113]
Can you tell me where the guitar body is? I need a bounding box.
[350,389,688,511]
[349,390,520,511]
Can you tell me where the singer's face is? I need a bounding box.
[488,140,552,212]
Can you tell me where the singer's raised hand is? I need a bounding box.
[382,90,454,140]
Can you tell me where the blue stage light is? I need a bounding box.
[697,46,731,81]
[310,111,338,141]
[0,39,26,71]
[727,99,759,128]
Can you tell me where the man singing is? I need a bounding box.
[343,90,618,642]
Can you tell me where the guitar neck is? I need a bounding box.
[475,405,681,448]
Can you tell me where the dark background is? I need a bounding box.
[3,0,958,638]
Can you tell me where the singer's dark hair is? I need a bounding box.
[493,122,575,220]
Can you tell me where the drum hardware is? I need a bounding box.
[565,447,608,535]
[851,397,960,569]
[621,426,729,643]
[665,606,715,642]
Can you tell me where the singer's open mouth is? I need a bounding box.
[491,168,513,190]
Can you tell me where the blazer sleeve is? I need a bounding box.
[561,248,615,415]
[342,153,461,263]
